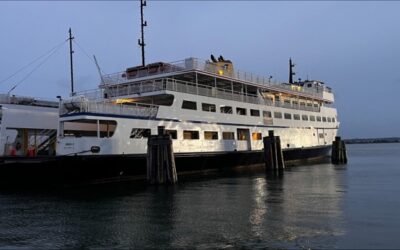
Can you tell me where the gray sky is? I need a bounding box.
[1,1,399,139]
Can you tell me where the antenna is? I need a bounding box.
[93,55,105,85]
[138,0,147,66]
[289,58,295,84]
[68,28,75,95]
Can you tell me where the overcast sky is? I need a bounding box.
[0,1,399,139]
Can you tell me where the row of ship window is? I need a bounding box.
[130,128,263,141]
[182,100,336,123]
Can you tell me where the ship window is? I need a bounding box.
[263,111,272,118]
[130,128,151,139]
[202,103,216,112]
[250,109,260,117]
[322,117,327,122]
[183,130,199,140]
[166,129,177,139]
[302,115,308,121]
[332,117,336,122]
[310,115,316,121]
[252,132,262,141]
[292,101,298,106]
[284,113,292,120]
[284,99,291,105]
[222,132,235,140]
[63,119,117,138]
[220,106,233,114]
[293,114,300,120]
[236,107,247,116]
[317,116,322,122]
[307,103,312,107]
[204,131,218,140]
[237,129,249,141]
[182,100,197,110]
[300,102,306,107]
[314,103,319,108]
[274,112,282,119]
[327,117,332,122]
[263,111,273,125]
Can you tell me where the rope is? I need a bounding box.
[7,41,66,94]
[0,39,68,86]
[73,40,106,75]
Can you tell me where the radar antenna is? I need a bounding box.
[138,0,147,66]
[289,58,295,84]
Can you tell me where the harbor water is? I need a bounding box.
[1,143,400,249]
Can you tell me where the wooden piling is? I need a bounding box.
[147,126,177,184]
[331,136,348,164]
[263,131,285,171]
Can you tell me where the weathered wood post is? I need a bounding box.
[331,136,348,164]
[263,130,285,171]
[147,126,177,184]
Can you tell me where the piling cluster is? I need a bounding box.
[263,131,285,171]
[146,127,177,184]
[331,136,348,164]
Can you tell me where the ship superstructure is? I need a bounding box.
[57,56,338,164]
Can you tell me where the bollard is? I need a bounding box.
[331,136,348,164]
[263,130,285,171]
[147,126,177,184]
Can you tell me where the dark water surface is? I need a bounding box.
[1,144,400,249]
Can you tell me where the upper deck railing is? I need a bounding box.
[101,58,332,97]
[0,93,58,108]
[76,78,321,112]
[60,98,158,118]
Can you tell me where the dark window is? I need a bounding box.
[236,107,247,116]
[130,128,151,139]
[222,132,235,140]
[293,114,300,120]
[284,113,292,119]
[310,115,316,121]
[263,111,272,118]
[182,100,197,110]
[274,112,282,119]
[204,131,218,140]
[220,106,233,114]
[250,109,260,117]
[317,116,322,122]
[332,117,336,122]
[302,115,308,121]
[202,103,216,112]
[322,117,327,122]
[327,117,332,122]
[166,129,177,139]
[183,130,199,140]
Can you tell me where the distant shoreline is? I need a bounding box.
[343,138,400,144]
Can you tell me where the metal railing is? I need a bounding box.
[0,93,58,108]
[76,78,320,112]
[61,99,158,118]
[101,57,331,96]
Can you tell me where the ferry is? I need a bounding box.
[0,94,58,158]
[53,56,338,178]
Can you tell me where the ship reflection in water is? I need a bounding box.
[0,163,346,249]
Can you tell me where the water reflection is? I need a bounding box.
[0,164,346,249]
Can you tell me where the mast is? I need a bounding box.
[138,0,147,67]
[289,58,295,84]
[68,28,75,95]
